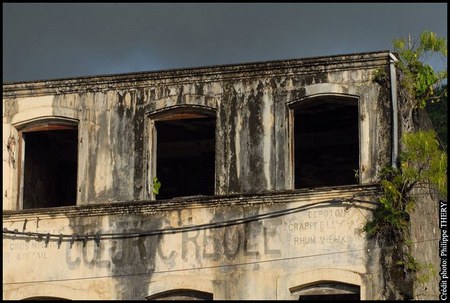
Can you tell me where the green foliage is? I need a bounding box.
[401,130,447,196]
[396,251,421,272]
[366,31,447,294]
[373,67,388,84]
[353,169,359,182]
[426,84,448,150]
[152,177,161,195]
[416,263,437,285]
[366,131,447,236]
[364,130,447,282]
[393,31,447,108]
[364,166,410,239]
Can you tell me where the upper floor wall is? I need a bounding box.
[3,51,394,210]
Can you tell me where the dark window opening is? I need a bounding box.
[294,99,359,188]
[299,293,360,300]
[155,115,215,199]
[295,282,360,301]
[22,297,70,301]
[147,289,213,300]
[22,128,78,209]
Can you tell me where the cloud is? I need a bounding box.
[3,3,447,82]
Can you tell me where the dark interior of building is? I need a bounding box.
[23,129,78,209]
[147,289,213,300]
[296,282,360,301]
[294,99,359,188]
[155,116,216,199]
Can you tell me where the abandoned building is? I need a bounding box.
[2,51,441,300]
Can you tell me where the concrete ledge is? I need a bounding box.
[3,184,380,220]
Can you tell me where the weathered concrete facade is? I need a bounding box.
[2,51,439,299]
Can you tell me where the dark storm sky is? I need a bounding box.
[2,3,447,83]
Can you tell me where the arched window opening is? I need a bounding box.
[18,120,78,209]
[147,289,213,300]
[292,97,359,188]
[22,296,70,300]
[292,282,360,301]
[152,109,216,199]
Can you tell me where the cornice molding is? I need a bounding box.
[3,51,390,98]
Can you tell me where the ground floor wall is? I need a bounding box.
[3,185,384,300]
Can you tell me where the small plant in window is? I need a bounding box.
[153,177,161,196]
[353,169,359,182]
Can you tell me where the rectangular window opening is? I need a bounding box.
[21,127,78,209]
[155,115,216,199]
[294,100,359,188]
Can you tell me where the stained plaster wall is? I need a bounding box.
[3,186,380,300]
[3,51,397,299]
[2,51,392,210]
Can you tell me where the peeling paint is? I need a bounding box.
[262,88,274,189]
[4,52,435,300]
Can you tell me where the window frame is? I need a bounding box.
[15,118,79,210]
[147,105,217,200]
[146,289,213,300]
[287,94,361,189]
[292,281,360,300]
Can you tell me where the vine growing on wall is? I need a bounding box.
[367,31,447,298]
[365,130,447,239]
[364,130,446,296]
